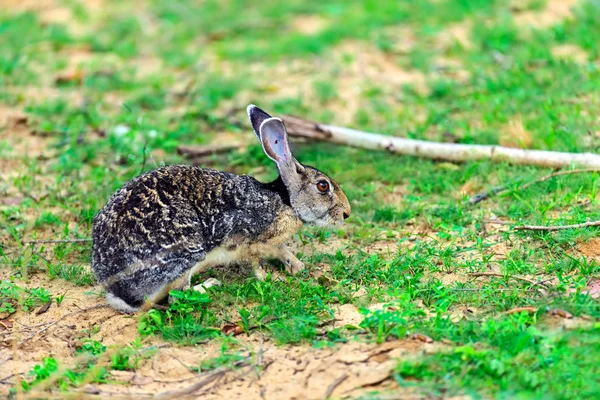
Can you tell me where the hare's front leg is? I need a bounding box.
[252,259,285,281]
[277,246,305,275]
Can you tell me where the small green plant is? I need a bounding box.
[359,297,428,344]
[55,293,66,307]
[139,289,219,343]
[21,357,59,391]
[0,280,51,313]
[34,211,62,227]
[47,263,95,286]
[268,315,319,345]
[77,340,106,356]
[197,342,245,372]
[19,356,108,392]
[110,338,155,371]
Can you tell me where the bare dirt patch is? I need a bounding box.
[220,38,427,127]
[551,44,589,64]
[380,26,417,54]
[0,270,443,399]
[437,20,473,50]
[335,40,428,90]
[433,56,472,83]
[291,15,329,35]
[2,0,104,36]
[577,237,600,261]
[513,0,579,28]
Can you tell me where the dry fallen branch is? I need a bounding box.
[469,168,600,205]
[282,115,600,169]
[468,185,507,206]
[514,220,600,231]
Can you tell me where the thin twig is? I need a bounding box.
[517,168,600,191]
[257,336,264,368]
[468,272,548,288]
[322,374,349,400]
[0,373,21,385]
[514,220,600,231]
[468,185,507,205]
[21,238,92,244]
[469,168,600,205]
[141,138,148,174]
[154,360,249,399]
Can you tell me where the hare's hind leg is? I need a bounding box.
[167,257,222,302]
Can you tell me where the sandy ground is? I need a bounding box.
[0,267,447,399]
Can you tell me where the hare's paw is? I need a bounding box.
[192,277,222,293]
[252,261,285,282]
[253,262,269,281]
[279,248,305,275]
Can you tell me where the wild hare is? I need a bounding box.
[91,105,351,313]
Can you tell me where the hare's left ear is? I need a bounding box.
[259,117,305,177]
[247,104,271,141]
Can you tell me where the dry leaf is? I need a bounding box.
[56,69,85,85]
[221,323,244,336]
[409,333,434,343]
[505,306,538,315]
[36,299,52,315]
[547,309,573,319]
[7,113,28,128]
[0,319,13,332]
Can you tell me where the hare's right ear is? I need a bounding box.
[247,104,271,141]
[259,117,305,179]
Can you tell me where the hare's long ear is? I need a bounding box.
[247,104,271,141]
[259,117,305,179]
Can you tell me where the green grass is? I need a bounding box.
[1,0,600,398]
[396,322,600,398]
[0,279,50,313]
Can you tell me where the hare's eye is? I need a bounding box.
[316,180,330,193]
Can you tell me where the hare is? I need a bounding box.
[91,105,351,312]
